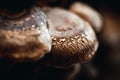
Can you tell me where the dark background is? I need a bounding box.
[0,0,120,80]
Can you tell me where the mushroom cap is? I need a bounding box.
[40,7,98,67]
[0,7,51,61]
[70,2,103,33]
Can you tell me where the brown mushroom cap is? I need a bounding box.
[70,2,103,33]
[0,7,51,61]
[40,7,98,67]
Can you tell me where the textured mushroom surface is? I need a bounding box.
[0,7,51,61]
[40,7,98,67]
[70,2,103,33]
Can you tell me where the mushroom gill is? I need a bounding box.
[39,7,98,67]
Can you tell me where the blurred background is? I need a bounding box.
[0,0,120,80]
[77,0,120,80]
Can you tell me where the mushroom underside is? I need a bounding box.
[39,7,98,67]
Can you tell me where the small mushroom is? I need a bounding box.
[0,6,51,61]
[70,2,103,33]
[40,7,98,67]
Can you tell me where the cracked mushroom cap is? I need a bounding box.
[0,7,51,61]
[70,2,103,33]
[40,7,98,67]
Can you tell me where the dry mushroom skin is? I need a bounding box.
[40,7,98,67]
[70,2,103,33]
[0,7,51,61]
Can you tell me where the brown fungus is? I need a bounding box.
[70,2,103,33]
[39,7,98,67]
[0,7,51,61]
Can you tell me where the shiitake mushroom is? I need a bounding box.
[0,6,51,61]
[70,2,103,33]
[0,1,102,68]
[39,7,98,67]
